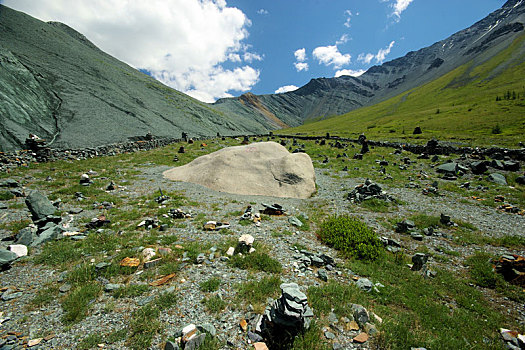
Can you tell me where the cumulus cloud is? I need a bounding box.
[294,48,306,62]
[3,0,261,103]
[293,48,308,71]
[312,45,351,69]
[358,41,395,64]
[294,62,309,72]
[275,85,299,94]
[257,8,269,15]
[334,69,366,78]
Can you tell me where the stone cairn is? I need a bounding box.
[255,283,314,349]
[346,179,395,203]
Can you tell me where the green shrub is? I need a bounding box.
[318,215,382,260]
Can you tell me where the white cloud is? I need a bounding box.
[294,48,306,62]
[392,0,414,19]
[344,10,352,28]
[3,0,261,103]
[257,8,269,15]
[294,62,309,72]
[375,40,395,62]
[358,41,395,64]
[357,53,375,64]
[334,69,366,78]
[227,53,241,62]
[293,48,308,71]
[312,45,351,69]
[336,34,349,45]
[275,85,299,94]
[243,52,262,63]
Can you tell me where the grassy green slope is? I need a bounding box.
[282,34,525,147]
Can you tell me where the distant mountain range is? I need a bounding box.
[0,0,524,151]
[215,0,525,128]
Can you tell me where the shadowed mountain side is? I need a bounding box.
[0,5,276,152]
[214,0,525,126]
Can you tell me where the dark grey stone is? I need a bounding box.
[487,173,507,186]
[31,224,63,246]
[412,253,428,271]
[317,269,328,282]
[25,191,56,221]
[352,304,369,327]
[15,227,34,246]
[356,278,373,292]
[0,249,18,268]
[164,341,179,350]
[198,323,216,337]
[184,333,206,350]
[436,162,458,174]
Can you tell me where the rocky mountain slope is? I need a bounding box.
[0,5,279,152]
[214,0,525,126]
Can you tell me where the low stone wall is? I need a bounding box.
[1,133,524,172]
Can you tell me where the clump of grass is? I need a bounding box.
[466,252,497,288]
[125,291,177,349]
[200,277,222,292]
[112,284,150,298]
[359,198,395,213]
[202,294,227,314]
[0,190,15,200]
[34,240,83,267]
[318,215,382,261]
[228,251,282,273]
[235,275,281,312]
[127,304,163,350]
[61,283,102,324]
[29,285,59,309]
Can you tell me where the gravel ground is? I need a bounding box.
[0,151,524,349]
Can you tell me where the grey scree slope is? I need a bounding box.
[163,142,316,199]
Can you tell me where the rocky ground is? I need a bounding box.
[0,137,524,350]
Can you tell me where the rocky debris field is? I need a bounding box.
[0,136,524,350]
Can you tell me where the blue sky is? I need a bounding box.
[2,0,506,102]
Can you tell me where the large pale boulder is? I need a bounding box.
[163,142,316,199]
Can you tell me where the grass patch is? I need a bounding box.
[34,240,83,267]
[61,283,102,324]
[0,190,15,200]
[228,251,282,273]
[235,275,281,312]
[127,304,163,350]
[202,295,227,314]
[29,285,59,309]
[112,284,150,298]
[359,198,395,213]
[199,277,222,292]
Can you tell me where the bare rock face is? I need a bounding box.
[163,142,316,199]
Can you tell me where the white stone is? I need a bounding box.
[238,234,255,246]
[226,247,235,256]
[163,142,316,199]
[8,244,27,257]
[142,248,156,262]
[249,247,256,254]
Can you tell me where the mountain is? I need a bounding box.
[0,5,278,152]
[214,0,525,129]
